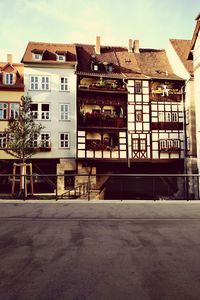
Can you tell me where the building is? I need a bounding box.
[21,42,77,193]
[167,39,197,198]
[76,37,185,199]
[0,54,24,191]
[189,13,200,198]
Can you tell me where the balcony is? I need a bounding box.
[78,112,127,128]
[150,89,182,102]
[78,78,127,94]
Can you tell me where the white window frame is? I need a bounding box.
[57,55,65,61]
[59,133,70,148]
[0,133,7,148]
[33,53,42,60]
[30,103,50,120]
[10,103,19,119]
[60,77,69,91]
[40,133,51,148]
[4,73,14,85]
[29,75,50,91]
[59,104,70,121]
[0,103,8,120]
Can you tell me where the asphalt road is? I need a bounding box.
[0,202,200,300]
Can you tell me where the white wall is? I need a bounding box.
[24,65,76,159]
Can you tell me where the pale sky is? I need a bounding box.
[0,0,199,62]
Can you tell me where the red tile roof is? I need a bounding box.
[21,42,77,64]
[170,39,193,75]
[76,43,183,81]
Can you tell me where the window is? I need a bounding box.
[135,110,143,122]
[0,133,7,148]
[41,133,50,148]
[172,112,178,122]
[30,104,38,118]
[59,133,69,148]
[59,104,70,120]
[30,75,50,91]
[132,139,146,151]
[93,64,98,71]
[41,104,50,119]
[30,76,39,90]
[29,133,38,148]
[10,103,19,119]
[57,55,65,61]
[41,77,49,90]
[5,73,14,85]
[158,112,164,122]
[0,103,8,119]
[33,53,42,60]
[159,139,180,151]
[30,103,50,120]
[60,77,69,91]
[158,112,178,122]
[0,103,19,120]
[134,81,142,93]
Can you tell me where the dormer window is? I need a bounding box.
[107,64,113,72]
[33,53,42,60]
[5,73,14,85]
[4,73,14,85]
[57,55,65,61]
[93,64,98,71]
[32,49,43,61]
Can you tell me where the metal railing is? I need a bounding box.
[0,173,199,201]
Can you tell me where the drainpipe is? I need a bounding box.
[122,76,130,168]
[181,78,190,199]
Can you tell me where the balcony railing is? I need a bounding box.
[78,113,127,128]
[150,92,182,102]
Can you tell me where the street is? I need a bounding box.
[0,202,200,300]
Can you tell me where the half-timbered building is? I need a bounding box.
[76,37,185,199]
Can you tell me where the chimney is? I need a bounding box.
[95,36,101,55]
[128,39,133,53]
[7,54,13,64]
[133,40,140,53]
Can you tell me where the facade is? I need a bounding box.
[167,39,197,198]
[76,37,185,199]
[189,14,200,197]
[21,42,77,193]
[0,54,24,189]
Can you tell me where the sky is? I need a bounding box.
[0,0,199,62]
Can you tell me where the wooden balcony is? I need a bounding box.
[150,92,182,102]
[78,113,127,128]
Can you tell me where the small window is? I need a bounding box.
[41,104,50,120]
[60,77,69,91]
[93,64,98,71]
[41,133,50,148]
[134,81,142,93]
[0,133,7,148]
[135,110,143,122]
[172,112,178,122]
[42,77,49,90]
[5,73,14,85]
[59,104,70,120]
[132,139,139,150]
[10,103,19,119]
[57,55,65,61]
[0,103,8,119]
[33,53,42,60]
[59,133,69,148]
